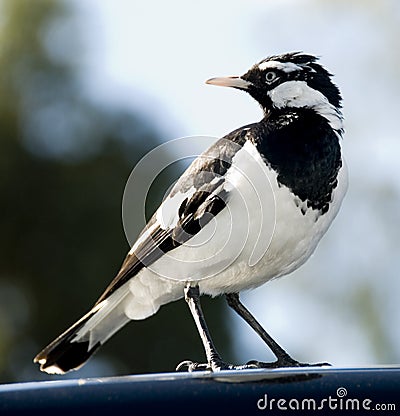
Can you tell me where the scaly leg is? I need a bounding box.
[176,285,256,372]
[225,293,330,368]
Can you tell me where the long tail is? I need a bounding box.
[34,288,130,374]
[34,271,183,374]
[34,310,104,374]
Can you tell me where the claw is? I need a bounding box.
[176,358,259,372]
[176,360,193,371]
[176,360,211,372]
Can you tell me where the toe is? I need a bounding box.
[176,360,211,372]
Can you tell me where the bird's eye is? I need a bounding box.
[265,71,278,84]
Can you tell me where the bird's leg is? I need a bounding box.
[176,284,256,372]
[180,284,222,371]
[225,293,330,368]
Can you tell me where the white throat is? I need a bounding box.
[267,80,343,135]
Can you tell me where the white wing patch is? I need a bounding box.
[156,186,196,230]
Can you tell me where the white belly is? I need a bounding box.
[129,141,348,305]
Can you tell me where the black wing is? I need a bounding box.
[95,128,250,304]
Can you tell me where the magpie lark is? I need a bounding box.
[34,52,347,374]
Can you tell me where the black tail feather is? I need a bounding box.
[34,310,100,374]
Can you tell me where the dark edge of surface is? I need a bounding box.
[0,367,399,415]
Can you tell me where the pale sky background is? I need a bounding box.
[68,0,400,367]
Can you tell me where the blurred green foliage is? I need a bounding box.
[0,0,231,382]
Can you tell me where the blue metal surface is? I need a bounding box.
[0,367,399,415]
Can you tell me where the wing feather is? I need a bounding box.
[95,129,250,303]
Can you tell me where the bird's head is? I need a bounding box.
[206,52,342,125]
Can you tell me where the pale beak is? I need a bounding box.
[206,76,251,90]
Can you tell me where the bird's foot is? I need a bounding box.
[176,358,258,372]
[176,354,330,372]
[247,355,331,369]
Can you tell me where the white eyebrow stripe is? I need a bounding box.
[258,61,302,73]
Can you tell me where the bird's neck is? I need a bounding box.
[261,80,344,137]
[254,107,343,214]
[262,103,343,138]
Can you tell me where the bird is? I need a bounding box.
[34,52,347,374]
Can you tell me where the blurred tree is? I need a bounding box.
[0,0,231,382]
